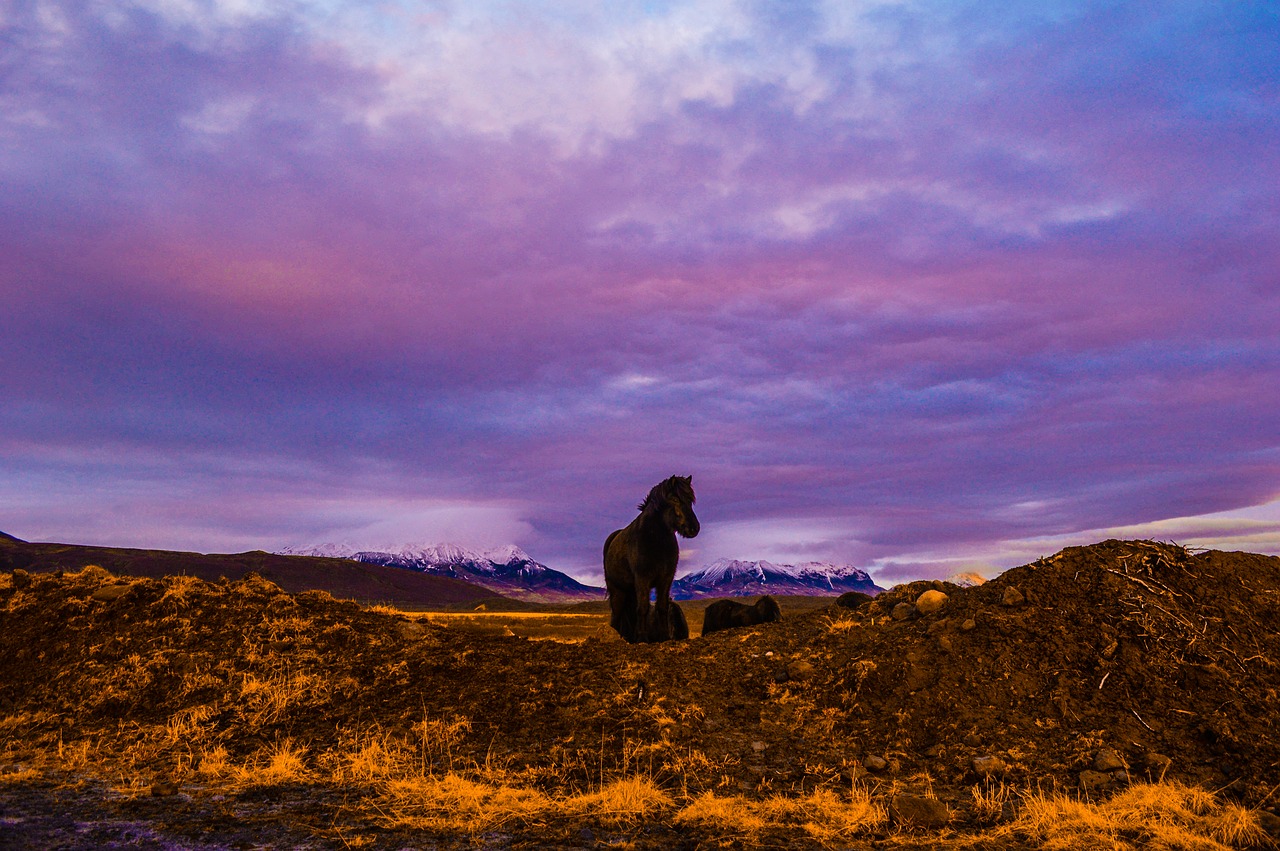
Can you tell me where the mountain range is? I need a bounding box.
[671,558,883,599]
[2,529,883,607]
[279,543,883,602]
[277,542,604,604]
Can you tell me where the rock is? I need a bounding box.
[963,732,983,748]
[150,781,180,796]
[1078,770,1111,793]
[915,590,949,615]
[11,569,30,589]
[751,740,767,753]
[787,660,816,681]
[1144,752,1172,779]
[1001,586,1025,607]
[904,662,933,691]
[841,764,869,783]
[1256,810,1280,841]
[961,618,977,631]
[937,635,953,652]
[397,621,427,640]
[889,794,951,829]
[91,584,132,602]
[1094,748,1128,772]
[863,755,888,772]
[971,756,1007,778]
[892,603,915,621]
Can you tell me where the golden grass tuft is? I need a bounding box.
[234,739,312,786]
[563,776,673,825]
[323,730,415,784]
[380,773,553,831]
[822,613,862,634]
[675,792,771,833]
[674,786,886,840]
[996,781,1268,850]
[196,745,232,780]
[74,564,113,583]
[971,778,1014,823]
[157,573,206,608]
[237,670,331,727]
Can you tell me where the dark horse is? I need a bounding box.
[700,595,782,636]
[603,475,699,644]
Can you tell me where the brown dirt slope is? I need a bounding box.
[1,539,1278,847]
[0,535,501,608]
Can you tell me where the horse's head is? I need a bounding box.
[647,475,700,538]
[756,595,782,622]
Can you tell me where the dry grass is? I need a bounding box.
[564,776,673,825]
[993,781,1268,850]
[2,568,1273,848]
[970,777,1014,824]
[822,612,863,634]
[380,773,554,831]
[156,574,206,608]
[2,703,1270,848]
[417,611,611,642]
[236,669,331,727]
[233,739,312,786]
[674,786,887,840]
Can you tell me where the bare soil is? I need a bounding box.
[2,539,1279,849]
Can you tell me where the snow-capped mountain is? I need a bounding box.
[672,558,883,600]
[278,543,603,603]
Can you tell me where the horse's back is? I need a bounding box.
[701,599,743,636]
[603,528,622,562]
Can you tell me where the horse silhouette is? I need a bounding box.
[700,595,782,636]
[603,476,699,644]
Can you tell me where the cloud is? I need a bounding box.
[1,1,1277,580]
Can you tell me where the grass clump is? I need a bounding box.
[675,786,886,840]
[996,781,1267,850]
[380,773,553,831]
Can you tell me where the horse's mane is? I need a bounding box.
[638,475,695,512]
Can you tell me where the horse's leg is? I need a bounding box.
[653,569,674,640]
[633,577,652,643]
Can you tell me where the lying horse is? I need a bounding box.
[701,595,782,636]
[603,475,699,643]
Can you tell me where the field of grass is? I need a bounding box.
[410,610,615,642]
[390,594,840,641]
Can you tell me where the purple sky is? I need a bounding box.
[3,1,1278,584]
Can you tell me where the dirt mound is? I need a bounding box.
[2,539,1278,847]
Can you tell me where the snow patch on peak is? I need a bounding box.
[278,542,361,559]
[482,544,532,564]
[672,556,881,599]
[282,542,534,566]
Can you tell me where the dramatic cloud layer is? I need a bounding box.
[3,1,1278,582]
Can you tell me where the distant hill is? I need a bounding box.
[673,558,883,599]
[0,536,503,608]
[0,530,26,543]
[278,543,605,604]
